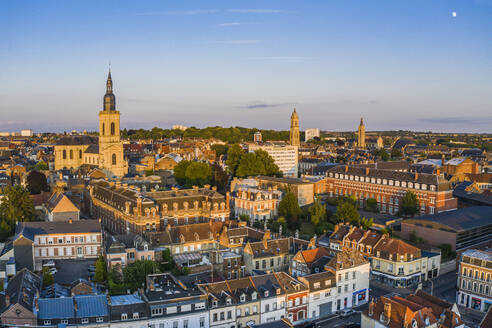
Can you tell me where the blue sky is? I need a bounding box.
[1,0,491,133]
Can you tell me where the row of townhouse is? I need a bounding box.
[326,224,441,288]
[1,251,369,328]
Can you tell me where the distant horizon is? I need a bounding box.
[2,1,491,133]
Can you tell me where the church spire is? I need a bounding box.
[103,69,116,111]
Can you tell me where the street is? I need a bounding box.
[314,312,361,328]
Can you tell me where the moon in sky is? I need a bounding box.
[452,12,457,17]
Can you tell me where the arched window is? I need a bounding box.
[63,150,66,159]
[111,122,115,135]
[102,123,105,135]
[112,153,117,165]
[79,150,82,159]
[70,150,73,159]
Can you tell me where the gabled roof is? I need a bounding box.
[373,236,421,261]
[47,192,79,213]
[74,295,108,318]
[325,250,368,271]
[293,247,330,266]
[4,268,41,313]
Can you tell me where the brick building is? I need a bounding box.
[325,165,457,215]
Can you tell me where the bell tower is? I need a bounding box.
[289,108,300,147]
[357,117,366,149]
[98,69,127,177]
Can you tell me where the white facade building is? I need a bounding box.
[304,128,320,142]
[248,144,298,178]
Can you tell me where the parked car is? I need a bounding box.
[88,265,96,272]
[43,260,55,267]
[339,309,355,317]
[48,268,57,275]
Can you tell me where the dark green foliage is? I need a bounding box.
[173,161,212,188]
[211,163,228,193]
[364,198,379,213]
[42,267,54,286]
[278,192,301,229]
[227,146,280,178]
[94,256,107,283]
[123,126,290,143]
[0,185,35,241]
[335,201,360,225]
[399,191,419,217]
[308,198,327,226]
[391,148,402,158]
[226,144,244,176]
[438,244,456,261]
[26,170,49,195]
[211,144,229,158]
[123,260,159,291]
[373,149,389,161]
[239,214,250,225]
[34,160,49,171]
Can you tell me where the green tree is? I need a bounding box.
[94,256,107,283]
[278,192,301,230]
[123,260,159,292]
[391,148,402,158]
[173,160,192,186]
[211,144,229,158]
[160,249,173,271]
[364,198,379,213]
[373,149,389,161]
[359,217,374,230]
[42,267,54,286]
[335,201,360,225]
[26,170,49,195]
[308,198,327,226]
[185,162,212,187]
[239,214,250,225]
[254,150,280,176]
[211,163,229,193]
[35,160,49,171]
[400,191,419,217]
[226,144,244,176]
[236,152,264,177]
[0,186,35,241]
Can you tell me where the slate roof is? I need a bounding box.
[327,165,451,191]
[325,250,368,270]
[56,136,97,146]
[453,182,492,206]
[75,295,108,317]
[46,192,79,213]
[405,206,492,232]
[4,268,41,313]
[16,220,101,241]
[38,297,75,319]
[84,144,99,154]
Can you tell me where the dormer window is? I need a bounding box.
[251,292,257,300]
[213,300,218,307]
[276,288,281,295]
[240,294,246,302]
[226,298,232,305]
[264,290,269,297]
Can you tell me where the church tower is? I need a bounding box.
[357,117,366,149]
[98,70,127,177]
[290,108,300,147]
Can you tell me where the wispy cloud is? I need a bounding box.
[218,22,242,27]
[137,9,218,16]
[240,102,292,109]
[248,56,316,62]
[212,40,262,45]
[227,9,293,14]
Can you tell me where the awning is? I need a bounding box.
[371,271,422,280]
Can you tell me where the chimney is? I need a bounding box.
[436,168,440,176]
[263,230,271,241]
[166,223,172,232]
[365,167,370,175]
[5,295,9,307]
[35,299,39,311]
[384,302,391,324]
[106,294,111,305]
[414,172,419,181]
[68,218,73,224]
[345,165,349,173]
[211,186,217,191]
[74,299,78,312]
[204,184,211,190]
